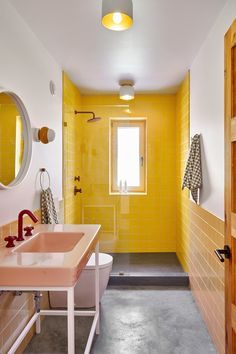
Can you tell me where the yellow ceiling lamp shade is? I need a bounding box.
[102,0,133,31]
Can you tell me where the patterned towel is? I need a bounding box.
[41,187,59,224]
[182,134,202,204]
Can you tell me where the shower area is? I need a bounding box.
[63,73,188,286]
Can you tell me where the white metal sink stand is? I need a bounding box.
[3,242,100,354]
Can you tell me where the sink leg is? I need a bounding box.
[95,241,100,335]
[67,287,75,354]
[36,315,41,334]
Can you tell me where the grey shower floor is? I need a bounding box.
[24,286,217,354]
[109,252,185,275]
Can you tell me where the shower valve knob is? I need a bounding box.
[74,186,82,196]
[24,226,34,236]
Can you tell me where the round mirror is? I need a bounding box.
[0,89,32,189]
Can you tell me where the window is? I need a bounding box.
[109,119,147,194]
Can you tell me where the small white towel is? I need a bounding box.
[182,134,202,204]
[41,187,59,224]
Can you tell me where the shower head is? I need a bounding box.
[74,110,101,123]
[87,116,101,123]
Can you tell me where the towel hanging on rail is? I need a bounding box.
[182,134,202,204]
[40,169,59,224]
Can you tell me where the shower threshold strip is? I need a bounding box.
[3,243,100,354]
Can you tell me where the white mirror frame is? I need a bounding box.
[0,88,32,190]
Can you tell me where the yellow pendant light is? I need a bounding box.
[102,0,133,31]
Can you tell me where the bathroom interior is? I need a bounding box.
[0,0,236,353]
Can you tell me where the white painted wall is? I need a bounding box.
[0,1,62,225]
[190,0,236,220]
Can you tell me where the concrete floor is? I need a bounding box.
[24,286,217,354]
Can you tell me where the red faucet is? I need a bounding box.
[17,210,38,242]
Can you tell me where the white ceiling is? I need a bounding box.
[10,0,227,94]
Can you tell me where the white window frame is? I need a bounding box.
[109,118,147,195]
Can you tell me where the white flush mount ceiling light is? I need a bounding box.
[102,0,133,31]
[120,84,134,101]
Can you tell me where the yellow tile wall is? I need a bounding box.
[189,203,225,354]
[176,72,225,353]
[63,72,83,224]
[80,94,177,252]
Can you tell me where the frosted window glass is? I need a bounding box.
[117,127,140,186]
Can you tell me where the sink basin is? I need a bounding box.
[0,224,100,287]
[14,232,84,253]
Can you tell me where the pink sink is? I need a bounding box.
[14,232,84,253]
[0,224,101,287]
